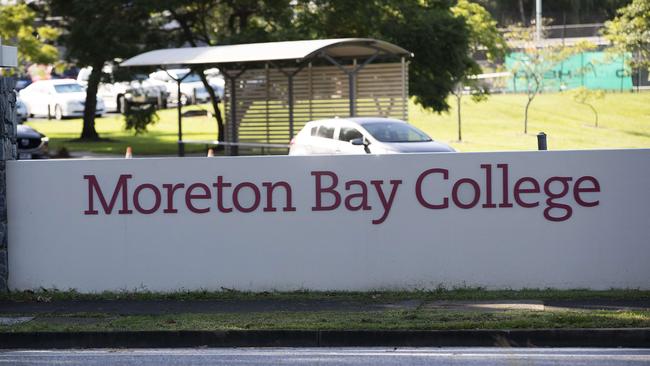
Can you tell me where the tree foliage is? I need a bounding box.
[508,25,594,133]
[0,3,59,68]
[570,86,605,127]
[295,0,473,112]
[124,103,159,135]
[603,0,650,72]
[50,0,165,140]
[147,0,297,143]
[450,0,506,141]
[452,0,507,62]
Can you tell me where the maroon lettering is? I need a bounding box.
[262,181,296,212]
[497,164,513,208]
[543,177,573,222]
[344,180,371,211]
[312,171,341,211]
[232,182,261,213]
[573,176,600,207]
[133,183,161,214]
[371,180,402,225]
[451,178,480,209]
[415,168,449,209]
[480,164,497,208]
[84,174,133,215]
[514,177,540,208]
[213,176,232,213]
[162,183,185,213]
[185,183,211,214]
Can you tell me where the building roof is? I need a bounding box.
[121,38,411,67]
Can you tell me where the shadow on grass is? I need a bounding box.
[66,137,120,143]
[623,129,650,138]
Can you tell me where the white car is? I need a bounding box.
[19,79,105,120]
[289,117,455,155]
[149,68,224,105]
[15,97,28,123]
[78,66,168,113]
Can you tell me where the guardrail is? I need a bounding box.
[181,140,290,156]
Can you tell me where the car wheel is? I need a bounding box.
[54,105,63,120]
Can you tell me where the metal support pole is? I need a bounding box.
[537,132,547,150]
[268,61,309,142]
[535,0,542,42]
[348,72,356,117]
[229,76,238,156]
[322,52,379,118]
[176,78,184,157]
[288,74,294,139]
[162,68,191,158]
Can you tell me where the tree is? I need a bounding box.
[450,0,507,141]
[49,0,163,140]
[0,3,59,71]
[508,26,593,134]
[603,0,650,75]
[571,87,605,127]
[295,0,474,112]
[149,0,295,143]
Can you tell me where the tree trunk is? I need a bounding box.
[588,103,598,128]
[518,0,527,26]
[198,72,225,142]
[80,62,102,140]
[169,10,225,143]
[456,93,462,142]
[524,97,532,134]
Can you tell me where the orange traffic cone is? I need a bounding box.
[207,148,214,157]
[125,146,133,159]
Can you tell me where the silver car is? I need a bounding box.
[289,117,455,155]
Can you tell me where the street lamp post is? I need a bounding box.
[536,0,542,42]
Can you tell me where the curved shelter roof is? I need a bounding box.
[121,38,411,67]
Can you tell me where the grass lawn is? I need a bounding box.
[25,92,650,156]
[410,92,650,152]
[2,309,649,332]
[26,105,219,156]
[3,288,650,302]
[2,290,648,332]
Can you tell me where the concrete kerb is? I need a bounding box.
[0,329,649,349]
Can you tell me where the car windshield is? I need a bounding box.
[54,84,84,93]
[362,122,432,142]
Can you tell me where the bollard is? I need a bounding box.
[537,132,547,151]
[207,148,214,157]
[125,146,133,159]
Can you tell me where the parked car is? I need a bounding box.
[289,117,455,155]
[16,124,48,159]
[19,79,105,120]
[14,77,32,92]
[78,65,168,113]
[149,68,224,105]
[15,97,28,123]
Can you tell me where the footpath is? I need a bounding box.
[1,298,649,349]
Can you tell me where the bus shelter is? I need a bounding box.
[121,38,412,156]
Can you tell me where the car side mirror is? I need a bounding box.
[351,137,371,154]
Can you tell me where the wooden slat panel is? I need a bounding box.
[224,61,408,152]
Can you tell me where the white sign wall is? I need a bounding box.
[7,150,650,292]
